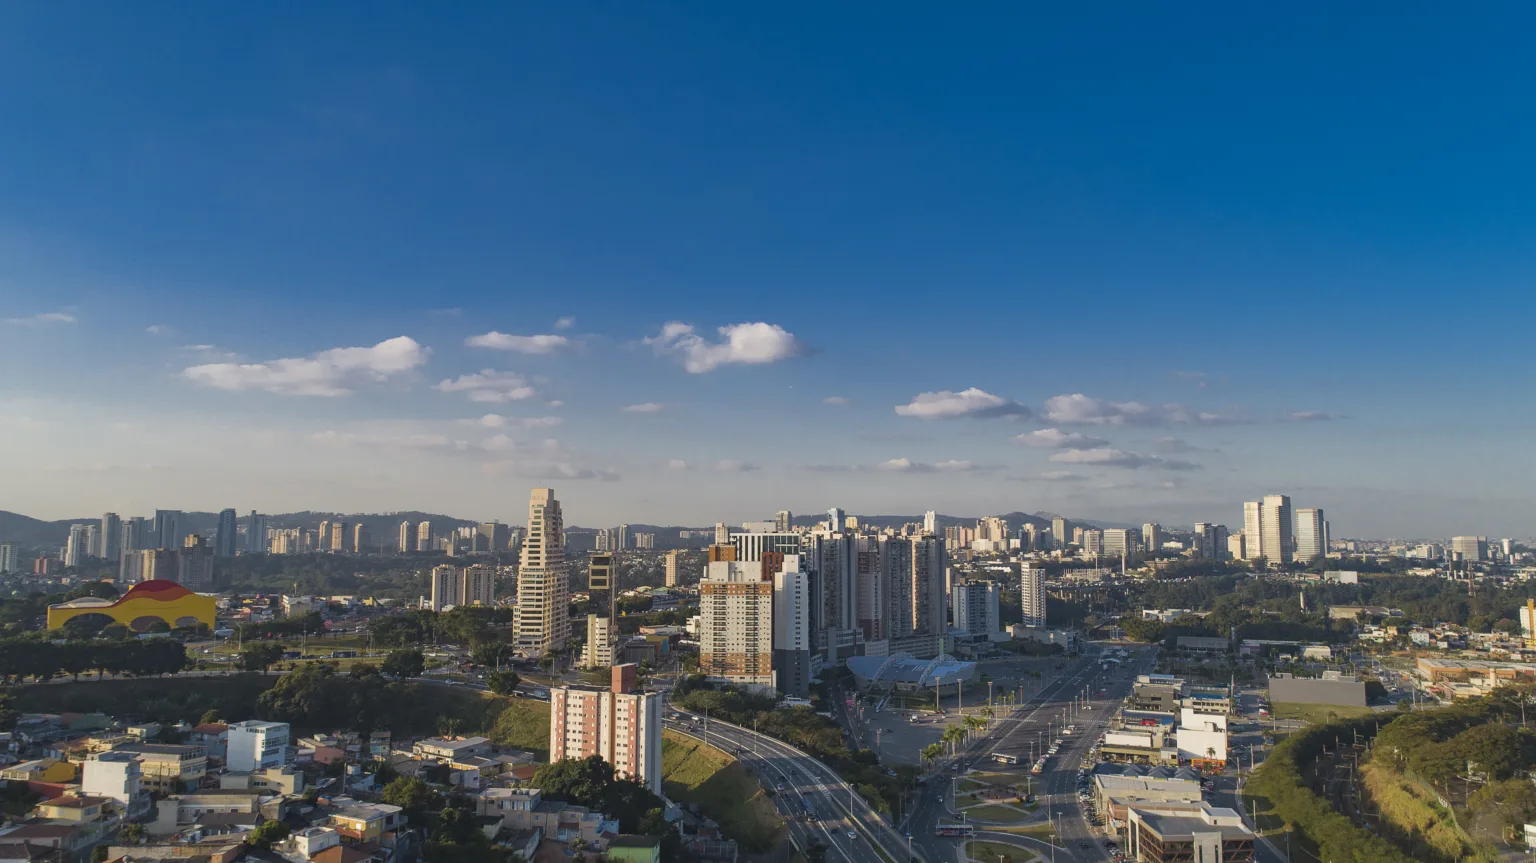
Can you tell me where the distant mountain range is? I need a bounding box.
[0,508,1124,552]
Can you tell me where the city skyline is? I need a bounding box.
[3,7,1535,537]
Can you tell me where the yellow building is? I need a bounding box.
[47,580,216,632]
[0,759,78,784]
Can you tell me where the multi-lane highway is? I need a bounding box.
[666,715,922,863]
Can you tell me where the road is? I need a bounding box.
[667,716,921,863]
[904,643,1154,863]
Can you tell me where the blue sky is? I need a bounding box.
[1,4,1533,537]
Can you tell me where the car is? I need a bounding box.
[937,795,944,802]
[847,831,858,840]
[1104,840,1117,848]
[1079,842,1094,849]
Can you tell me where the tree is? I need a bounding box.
[382,648,426,678]
[470,641,511,669]
[487,669,520,695]
[199,709,222,725]
[118,823,145,845]
[246,819,290,850]
[240,643,284,673]
[382,776,435,820]
[921,743,943,771]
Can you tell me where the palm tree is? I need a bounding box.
[922,743,943,771]
[942,725,965,755]
[964,714,986,737]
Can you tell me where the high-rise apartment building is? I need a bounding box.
[123,548,175,583]
[732,532,802,563]
[1228,533,1247,560]
[634,533,655,549]
[1241,501,1263,561]
[772,555,812,698]
[584,553,617,669]
[548,665,662,794]
[826,508,846,532]
[246,512,267,554]
[1295,508,1327,561]
[775,510,793,533]
[352,523,371,554]
[477,521,511,553]
[516,488,569,656]
[123,516,149,557]
[664,549,681,587]
[1142,523,1163,553]
[99,513,122,562]
[1051,516,1069,547]
[462,564,495,606]
[923,511,938,534]
[429,564,461,611]
[714,522,731,545]
[1260,495,1293,564]
[416,521,433,552]
[329,521,348,553]
[398,521,416,554]
[699,559,774,693]
[153,510,183,551]
[1451,536,1488,563]
[951,580,1000,635]
[214,509,238,558]
[615,524,630,551]
[65,524,91,566]
[0,543,17,574]
[178,535,214,591]
[1020,564,1047,628]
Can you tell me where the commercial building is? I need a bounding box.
[398,521,416,554]
[225,720,290,772]
[1020,564,1047,628]
[845,652,976,691]
[585,553,617,669]
[1104,529,1136,558]
[1451,535,1488,563]
[548,664,663,794]
[699,560,774,693]
[1260,494,1293,564]
[1267,672,1367,707]
[245,511,267,554]
[732,532,803,563]
[772,555,813,698]
[1295,508,1327,561]
[1176,709,1228,767]
[214,508,238,558]
[1052,516,1069,547]
[1126,806,1254,863]
[177,535,214,591]
[153,509,184,551]
[118,743,208,794]
[99,512,122,562]
[951,580,1000,635]
[515,488,569,656]
[47,580,216,632]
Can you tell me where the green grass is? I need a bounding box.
[485,696,550,754]
[962,804,1031,822]
[991,823,1055,840]
[966,839,1033,862]
[661,730,785,853]
[1270,702,1375,724]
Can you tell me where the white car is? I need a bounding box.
[847,830,858,840]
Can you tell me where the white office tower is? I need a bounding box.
[1177,708,1229,767]
[226,720,291,772]
[775,510,793,533]
[83,752,142,806]
[516,488,569,656]
[1020,564,1047,628]
[244,512,266,554]
[1051,516,1068,547]
[549,665,662,794]
[923,510,938,534]
[153,509,183,550]
[773,555,813,698]
[826,507,846,532]
[397,521,415,554]
[1451,536,1488,563]
[462,564,496,606]
[1081,529,1104,556]
[416,520,433,552]
[65,523,91,566]
[1241,501,1264,561]
[1142,523,1163,553]
[699,559,775,693]
[1228,533,1247,560]
[584,553,617,669]
[429,565,461,610]
[99,513,122,561]
[732,532,802,562]
[0,543,16,574]
[1295,509,1326,561]
[1104,528,1135,557]
[616,524,630,551]
[714,522,731,545]
[952,580,1000,635]
[664,549,681,587]
[1260,495,1293,564]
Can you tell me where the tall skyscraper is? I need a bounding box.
[329,521,348,553]
[123,548,174,583]
[923,511,938,534]
[478,521,511,553]
[951,580,1000,635]
[1020,564,1047,628]
[1241,501,1263,561]
[0,543,16,574]
[826,508,846,532]
[65,524,91,567]
[99,513,122,562]
[246,512,268,554]
[549,665,663,794]
[1103,529,1134,557]
[417,521,433,552]
[1451,536,1488,562]
[773,555,812,698]
[352,523,371,554]
[1260,494,1293,564]
[732,532,802,562]
[595,529,611,552]
[1228,533,1247,560]
[214,509,238,558]
[1051,516,1069,548]
[153,510,183,551]
[664,549,681,587]
[397,521,416,554]
[462,564,496,606]
[714,522,731,545]
[1295,508,1326,561]
[584,553,617,669]
[178,535,214,591]
[515,488,569,656]
[429,564,461,611]
[775,510,793,533]
[616,524,630,551]
[1081,529,1104,556]
[910,534,947,636]
[1142,523,1163,553]
[699,560,774,693]
[318,520,331,550]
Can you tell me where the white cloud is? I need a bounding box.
[180,344,238,361]
[1285,410,1347,422]
[1048,447,1201,471]
[465,332,571,354]
[894,388,1030,420]
[1044,393,1245,426]
[667,459,691,470]
[621,402,666,413]
[1014,428,1109,448]
[183,336,429,397]
[644,321,805,373]
[554,317,576,330]
[480,434,516,452]
[4,311,76,325]
[471,414,563,429]
[1151,437,1215,454]
[713,460,759,473]
[823,396,850,406]
[145,324,170,335]
[434,369,537,403]
[804,458,993,474]
[546,400,566,408]
[311,430,464,450]
[482,460,620,481]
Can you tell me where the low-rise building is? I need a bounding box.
[473,788,618,850]
[116,744,207,794]
[1126,806,1254,863]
